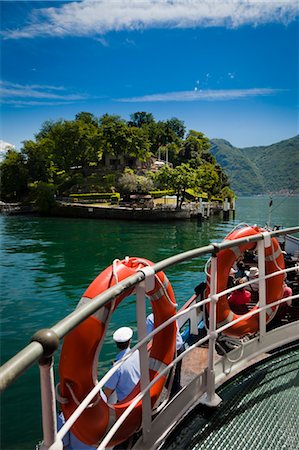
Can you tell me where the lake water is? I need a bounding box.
[0,196,298,449]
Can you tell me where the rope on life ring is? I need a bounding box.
[58,257,177,447]
[205,225,285,338]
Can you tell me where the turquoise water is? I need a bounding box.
[0,196,298,449]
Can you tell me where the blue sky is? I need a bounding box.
[0,0,298,153]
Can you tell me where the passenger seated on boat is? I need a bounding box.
[235,261,246,279]
[146,313,185,397]
[228,278,251,315]
[244,249,257,263]
[245,267,259,303]
[103,327,140,402]
[282,281,293,306]
[267,282,294,328]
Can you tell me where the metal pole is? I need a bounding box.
[136,266,155,442]
[38,358,62,450]
[199,251,221,407]
[258,234,270,339]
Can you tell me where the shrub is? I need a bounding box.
[35,182,56,214]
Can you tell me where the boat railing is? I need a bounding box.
[0,226,299,450]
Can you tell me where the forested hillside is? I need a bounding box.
[211,136,299,195]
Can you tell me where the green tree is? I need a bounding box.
[100,114,150,161]
[178,131,211,167]
[165,117,186,139]
[128,112,155,128]
[196,163,219,197]
[220,186,235,201]
[22,139,54,183]
[155,163,197,208]
[49,120,102,172]
[75,111,99,126]
[34,182,56,214]
[0,149,28,200]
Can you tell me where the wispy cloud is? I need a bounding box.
[0,81,89,106]
[2,1,298,39]
[117,88,285,102]
[0,140,15,153]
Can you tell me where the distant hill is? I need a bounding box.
[210,135,299,195]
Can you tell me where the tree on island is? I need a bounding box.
[155,163,197,209]
[0,110,233,205]
[0,149,28,200]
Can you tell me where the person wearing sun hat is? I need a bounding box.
[104,327,140,402]
[247,267,260,291]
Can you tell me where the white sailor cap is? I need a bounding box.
[113,326,133,343]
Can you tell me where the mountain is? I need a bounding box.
[210,135,299,195]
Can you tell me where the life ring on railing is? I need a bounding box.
[58,257,177,447]
[206,225,285,338]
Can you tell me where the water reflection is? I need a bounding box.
[0,196,298,449]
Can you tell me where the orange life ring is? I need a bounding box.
[58,257,177,447]
[206,225,285,337]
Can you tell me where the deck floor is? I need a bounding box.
[162,344,299,450]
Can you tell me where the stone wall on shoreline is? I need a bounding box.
[51,202,224,221]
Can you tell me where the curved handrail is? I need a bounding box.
[1,226,298,391]
[0,226,299,450]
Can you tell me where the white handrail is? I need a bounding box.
[1,226,298,450]
[56,264,299,448]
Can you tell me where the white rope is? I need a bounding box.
[216,335,248,364]
[112,259,120,284]
[226,223,250,237]
[270,238,284,272]
[55,383,68,404]
[65,382,102,409]
[135,257,177,307]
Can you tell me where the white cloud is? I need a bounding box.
[117,88,285,102]
[0,81,89,106]
[0,140,15,156]
[2,1,298,39]
[94,37,109,46]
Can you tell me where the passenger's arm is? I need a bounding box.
[103,386,115,399]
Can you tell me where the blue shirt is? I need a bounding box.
[146,313,184,351]
[105,347,140,401]
[57,412,95,450]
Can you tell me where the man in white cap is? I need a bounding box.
[57,328,140,449]
[104,327,140,402]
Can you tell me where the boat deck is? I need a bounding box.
[162,344,299,450]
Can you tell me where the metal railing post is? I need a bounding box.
[136,266,155,443]
[38,358,62,450]
[257,234,270,340]
[30,329,61,450]
[199,250,221,407]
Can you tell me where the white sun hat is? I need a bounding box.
[113,327,133,343]
[248,267,259,278]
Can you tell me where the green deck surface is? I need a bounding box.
[163,345,299,450]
